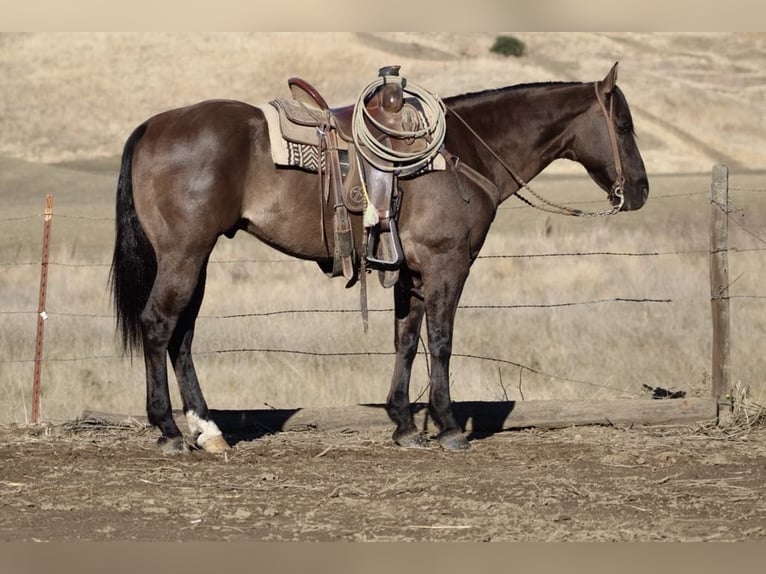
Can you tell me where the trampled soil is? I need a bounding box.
[1,420,765,542]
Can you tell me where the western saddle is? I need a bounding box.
[269,66,446,287]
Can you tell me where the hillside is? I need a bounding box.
[1,32,764,173]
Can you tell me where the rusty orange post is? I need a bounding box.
[32,194,53,423]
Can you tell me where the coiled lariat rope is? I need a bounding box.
[352,76,447,176]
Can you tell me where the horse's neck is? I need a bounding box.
[447,83,590,203]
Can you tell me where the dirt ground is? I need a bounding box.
[1,419,765,542]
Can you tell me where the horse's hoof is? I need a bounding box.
[438,432,471,451]
[394,430,431,449]
[157,435,189,455]
[199,434,231,453]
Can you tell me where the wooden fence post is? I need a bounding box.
[32,194,54,423]
[710,165,731,407]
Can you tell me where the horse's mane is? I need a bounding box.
[444,81,636,136]
[444,81,583,104]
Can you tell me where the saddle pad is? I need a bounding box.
[259,101,326,172]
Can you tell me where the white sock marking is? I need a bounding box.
[186,411,223,446]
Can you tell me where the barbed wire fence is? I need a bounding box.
[1,165,764,423]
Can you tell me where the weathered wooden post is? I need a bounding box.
[32,194,54,423]
[709,165,731,411]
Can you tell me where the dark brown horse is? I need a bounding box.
[110,63,648,454]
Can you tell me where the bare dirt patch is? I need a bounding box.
[2,422,765,542]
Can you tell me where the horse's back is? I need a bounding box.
[131,100,269,248]
[138,99,265,167]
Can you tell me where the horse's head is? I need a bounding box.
[568,63,649,211]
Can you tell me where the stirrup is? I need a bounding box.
[366,219,403,271]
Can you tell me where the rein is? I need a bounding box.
[445,82,625,217]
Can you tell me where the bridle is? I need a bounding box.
[593,82,626,210]
[446,81,626,217]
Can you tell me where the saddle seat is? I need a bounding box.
[286,75,431,155]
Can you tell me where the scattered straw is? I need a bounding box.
[731,381,766,429]
[61,415,148,434]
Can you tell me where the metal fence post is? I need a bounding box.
[32,194,54,423]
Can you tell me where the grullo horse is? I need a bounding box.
[110,63,648,453]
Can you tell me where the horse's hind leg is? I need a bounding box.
[167,261,230,453]
[386,273,429,448]
[141,254,216,454]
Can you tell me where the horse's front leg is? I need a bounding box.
[423,264,471,450]
[386,272,428,448]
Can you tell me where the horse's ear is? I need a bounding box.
[598,62,619,94]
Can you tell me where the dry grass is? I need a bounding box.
[1,33,765,424]
[3,170,765,424]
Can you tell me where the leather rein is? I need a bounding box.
[446,81,626,217]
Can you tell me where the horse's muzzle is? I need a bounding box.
[620,179,649,211]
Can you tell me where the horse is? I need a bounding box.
[110,62,648,454]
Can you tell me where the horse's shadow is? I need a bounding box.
[211,401,518,447]
[211,408,301,446]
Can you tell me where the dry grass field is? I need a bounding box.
[1,32,766,543]
[2,32,765,424]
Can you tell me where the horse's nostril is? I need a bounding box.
[621,183,649,211]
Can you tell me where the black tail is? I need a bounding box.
[109,123,156,355]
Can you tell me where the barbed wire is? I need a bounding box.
[727,212,766,246]
[5,187,764,225]
[0,297,674,320]
[0,346,630,394]
[2,183,764,400]
[203,298,674,319]
[0,213,113,224]
[0,248,722,268]
[0,215,40,223]
[54,214,114,221]
[476,249,708,259]
[0,261,112,268]
[10,245,766,269]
